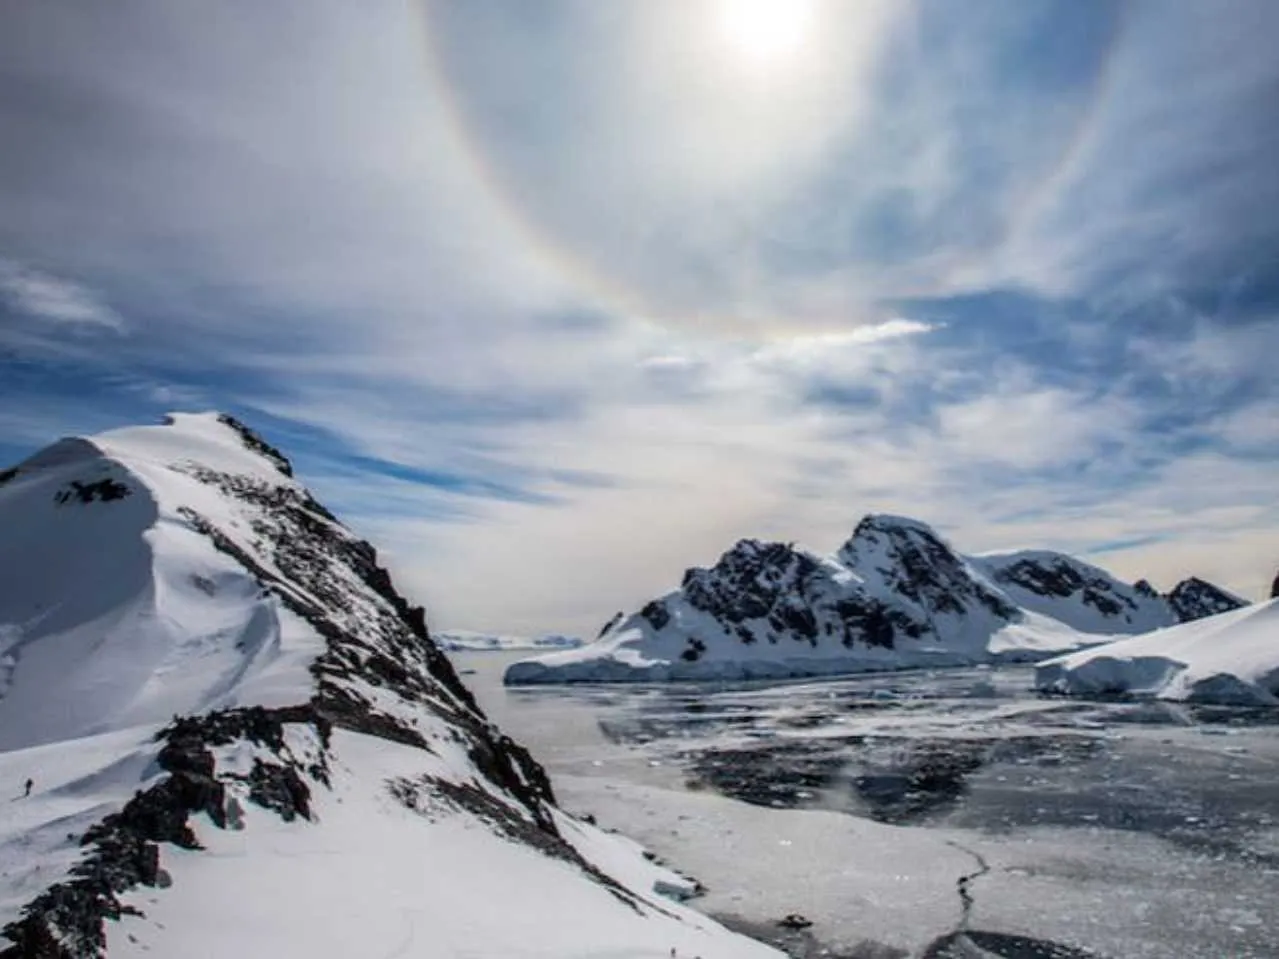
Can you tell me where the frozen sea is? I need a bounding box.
[455,653,1279,959]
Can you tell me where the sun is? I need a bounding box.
[716,0,818,66]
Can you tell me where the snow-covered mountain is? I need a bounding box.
[1162,576,1248,623]
[0,414,776,958]
[506,514,1244,684]
[435,630,584,652]
[1036,598,1279,705]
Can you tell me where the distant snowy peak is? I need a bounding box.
[435,630,583,652]
[1165,576,1247,623]
[507,513,1250,684]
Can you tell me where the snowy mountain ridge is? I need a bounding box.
[435,630,584,652]
[0,413,776,958]
[506,514,1246,684]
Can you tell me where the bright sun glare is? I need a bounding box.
[716,0,817,65]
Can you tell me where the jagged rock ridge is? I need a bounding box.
[1165,576,1248,623]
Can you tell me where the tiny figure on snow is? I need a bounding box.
[23,778,33,798]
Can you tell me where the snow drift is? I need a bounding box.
[0,413,776,958]
[1035,598,1279,706]
[507,515,1244,685]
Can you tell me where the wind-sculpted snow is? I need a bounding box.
[1035,598,1279,706]
[508,515,1243,685]
[0,413,775,958]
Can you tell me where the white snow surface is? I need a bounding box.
[436,629,584,652]
[0,413,777,957]
[0,727,166,925]
[0,414,324,752]
[1036,598,1279,705]
[102,729,777,959]
[507,517,1168,685]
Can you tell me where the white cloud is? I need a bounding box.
[2,1,1275,635]
[0,259,124,330]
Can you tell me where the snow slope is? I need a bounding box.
[436,629,584,652]
[1035,599,1279,706]
[972,550,1172,635]
[0,413,777,958]
[100,730,774,959]
[0,422,322,752]
[507,515,1239,685]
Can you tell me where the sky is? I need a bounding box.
[1,0,1277,637]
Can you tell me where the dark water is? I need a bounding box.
[473,658,1279,959]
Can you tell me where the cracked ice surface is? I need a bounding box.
[461,655,1279,958]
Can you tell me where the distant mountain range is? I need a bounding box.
[434,630,584,652]
[506,514,1246,684]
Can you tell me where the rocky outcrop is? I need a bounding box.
[838,516,1016,622]
[1,707,329,958]
[1166,577,1247,623]
[991,556,1129,617]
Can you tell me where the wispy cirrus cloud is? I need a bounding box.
[0,0,1276,634]
[0,259,124,330]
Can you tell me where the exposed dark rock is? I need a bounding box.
[682,540,831,642]
[993,556,1127,617]
[1166,577,1247,623]
[777,914,813,931]
[214,414,294,478]
[53,479,131,506]
[680,637,708,662]
[640,600,671,631]
[243,759,312,822]
[1,707,329,958]
[841,517,1017,621]
[1272,570,1279,601]
[0,467,17,487]
[598,611,625,638]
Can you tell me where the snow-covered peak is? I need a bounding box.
[95,411,297,483]
[837,514,1015,623]
[508,513,1251,685]
[3,414,773,957]
[0,410,468,752]
[1166,576,1247,623]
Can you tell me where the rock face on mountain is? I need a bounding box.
[0,414,774,959]
[1165,576,1248,623]
[973,551,1175,635]
[507,515,1244,685]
